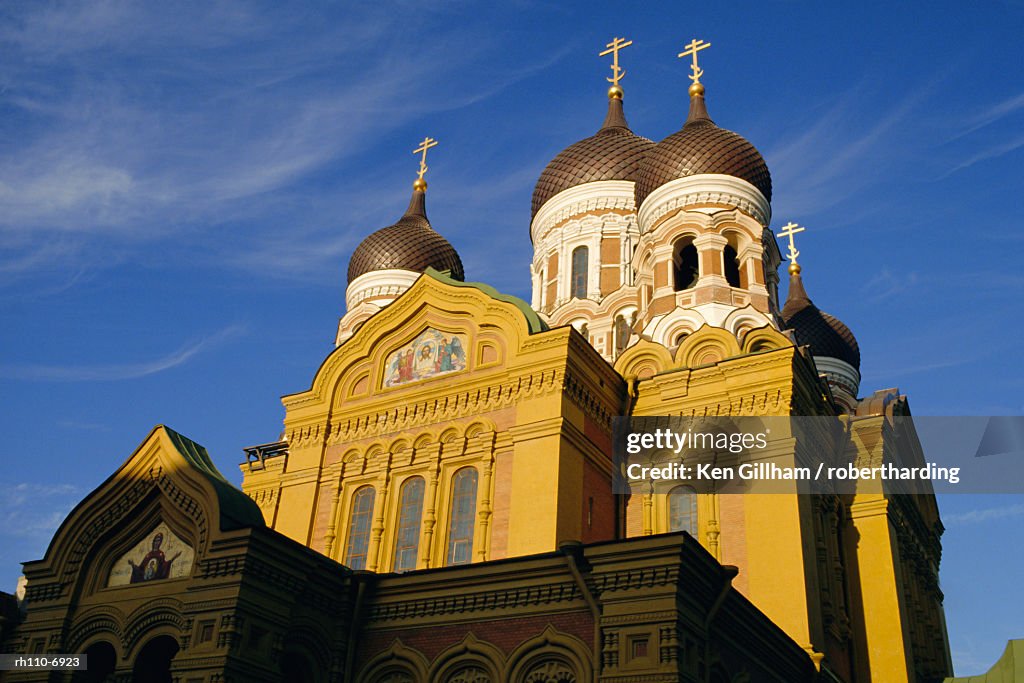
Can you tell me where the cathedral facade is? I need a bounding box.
[2,41,954,683]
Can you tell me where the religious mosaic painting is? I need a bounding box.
[384,328,467,387]
[107,521,194,586]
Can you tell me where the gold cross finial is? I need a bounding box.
[678,38,711,84]
[412,136,438,190]
[778,222,806,274]
[600,36,633,95]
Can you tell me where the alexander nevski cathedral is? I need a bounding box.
[8,37,1006,683]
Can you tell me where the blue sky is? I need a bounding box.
[1,1,1022,675]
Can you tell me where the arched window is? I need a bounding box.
[72,641,116,683]
[724,244,741,288]
[446,468,478,566]
[614,315,632,357]
[669,485,698,535]
[132,635,179,683]
[673,237,699,291]
[281,651,318,683]
[345,486,375,570]
[445,664,491,683]
[519,657,578,683]
[570,246,588,299]
[393,477,425,572]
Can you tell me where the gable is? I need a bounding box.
[284,268,549,417]
[22,426,263,604]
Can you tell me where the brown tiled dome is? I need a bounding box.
[531,97,653,219]
[782,270,860,369]
[347,190,464,284]
[634,93,771,208]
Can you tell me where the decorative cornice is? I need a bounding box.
[531,180,636,245]
[345,269,420,310]
[637,174,771,231]
[367,580,582,622]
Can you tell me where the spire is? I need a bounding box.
[601,96,630,129]
[685,85,712,125]
[782,267,812,319]
[779,221,810,318]
[403,186,427,220]
[678,38,713,125]
[598,36,633,130]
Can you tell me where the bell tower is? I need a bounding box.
[529,37,653,361]
[630,38,780,349]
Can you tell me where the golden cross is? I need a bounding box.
[599,36,633,87]
[678,38,711,84]
[413,136,438,182]
[778,221,806,264]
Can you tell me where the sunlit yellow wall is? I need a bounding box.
[240,273,950,683]
[242,272,623,573]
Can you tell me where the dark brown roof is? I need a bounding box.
[633,93,772,208]
[347,190,464,284]
[531,97,654,220]
[781,271,860,369]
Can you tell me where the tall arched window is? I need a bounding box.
[570,246,588,299]
[393,477,425,572]
[673,237,699,291]
[446,468,478,566]
[724,244,741,288]
[668,485,698,535]
[344,486,375,570]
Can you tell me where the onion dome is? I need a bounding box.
[634,83,772,208]
[347,187,464,284]
[781,265,860,369]
[531,92,654,219]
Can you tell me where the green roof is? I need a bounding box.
[162,426,266,531]
[424,267,549,334]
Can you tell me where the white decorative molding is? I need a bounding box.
[637,174,771,231]
[345,269,421,310]
[644,309,708,347]
[531,180,636,245]
[722,306,775,336]
[814,356,861,410]
[690,302,743,328]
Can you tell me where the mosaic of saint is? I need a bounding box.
[384,328,466,387]
[107,522,194,587]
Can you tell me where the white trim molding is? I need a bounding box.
[637,174,771,232]
[345,268,420,310]
[531,180,636,244]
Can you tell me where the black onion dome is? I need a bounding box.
[531,97,654,219]
[347,189,464,284]
[782,270,860,369]
[634,92,772,208]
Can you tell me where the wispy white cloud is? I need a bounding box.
[861,268,920,302]
[943,503,1024,526]
[0,3,568,287]
[56,419,110,432]
[953,92,1024,140]
[860,356,971,382]
[767,75,941,217]
[0,324,246,381]
[938,132,1024,178]
[0,482,82,538]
